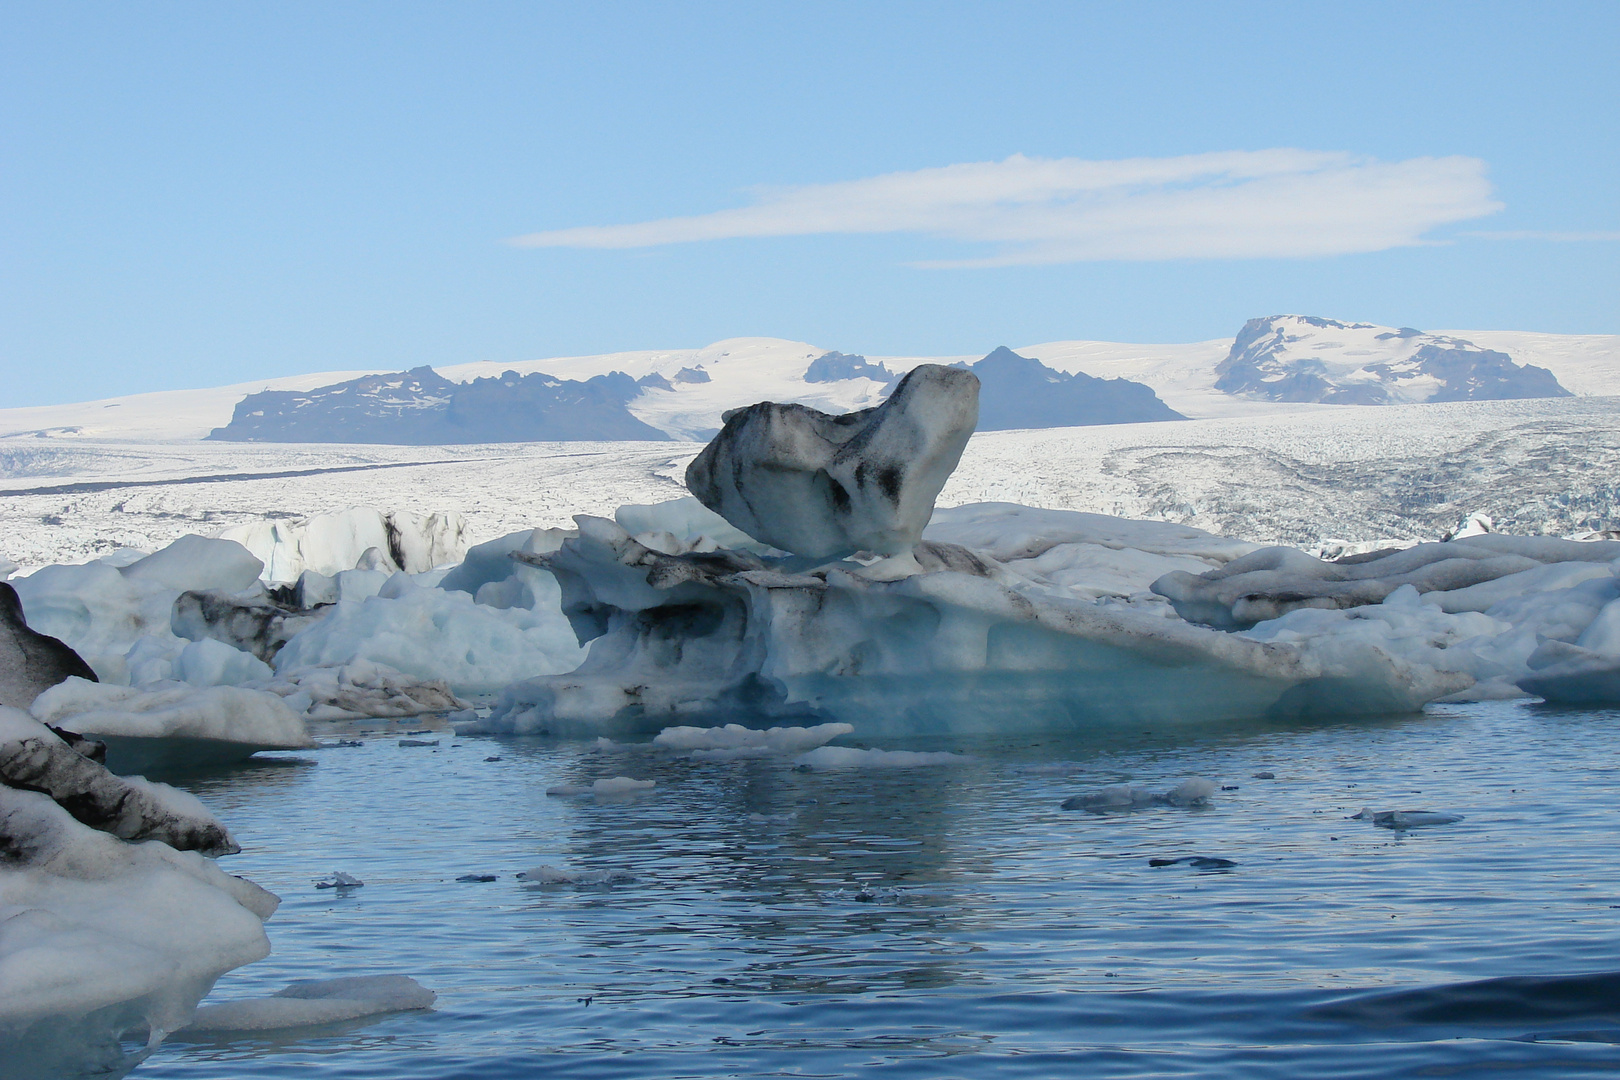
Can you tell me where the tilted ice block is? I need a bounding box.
[685,364,979,558]
[1,707,238,855]
[473,513,1469,738]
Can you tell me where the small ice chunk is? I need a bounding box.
[183,975,435,1032]
[1061,777,1220,811]
[545,777,655,797]
[515,864,633,886]
[654,722,854,759]
[314,872,363,890]
[792,746,968,769]
[1350,807,1464,828]
[591,776,655,796]
[1164,777,1218,807]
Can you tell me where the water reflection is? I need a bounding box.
[132,700,1620,1079]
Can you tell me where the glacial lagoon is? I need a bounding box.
[130,699,1620,1079]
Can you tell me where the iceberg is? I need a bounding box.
[219,507,468,583]
[29,678,313,772]
[10,535,265,685]
[472,502,1468,738]
[1,709,278,1073]
[685,363,979,558]
[272,572,583,699]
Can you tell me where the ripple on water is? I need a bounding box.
[123,702,1620,1079]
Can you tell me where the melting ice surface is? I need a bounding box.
[76,699,1620,1080]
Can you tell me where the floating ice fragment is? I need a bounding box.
[1061,776,1220,811]
[182,975,436,1033]
[1165,777,1218,806]
[656,722,854,760]
[545,776,656,797]
[592,776,655,796]
[314,872,363,889]
[792,746,969,769]
[1350,807,1464,828]
[515,864,634,886]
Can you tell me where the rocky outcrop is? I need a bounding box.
[685,364,980,558]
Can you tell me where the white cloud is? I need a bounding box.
[509,150,1502,266]
[1462,229,1620,242]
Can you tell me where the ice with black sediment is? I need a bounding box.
[684,363,979,558]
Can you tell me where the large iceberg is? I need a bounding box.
[461,367,1620,735]
[466,500,1469,738]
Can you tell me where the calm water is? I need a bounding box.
[132,701,1620,1079]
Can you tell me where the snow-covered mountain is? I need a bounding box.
[202,344,1185,444]
[1214,315,1573,404]
[1,324,1613,445]
[969,347,1184,428]
[207,366,667,443]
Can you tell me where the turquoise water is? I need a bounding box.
[137,701,1620,1078]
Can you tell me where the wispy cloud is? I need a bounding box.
[509,150,1501,266]
[1462,229,1620,242]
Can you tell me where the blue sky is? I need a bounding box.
[3,1,1616,406]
